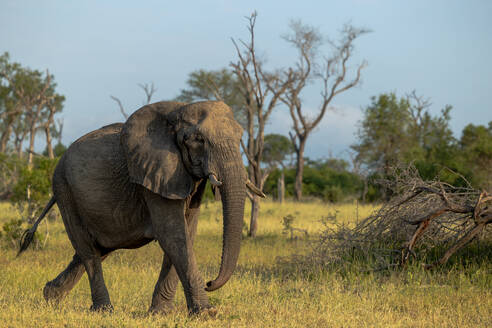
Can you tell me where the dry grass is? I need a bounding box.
[1,200,491,327]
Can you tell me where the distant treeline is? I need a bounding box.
[264,158,362,202]
[260,92,491,202]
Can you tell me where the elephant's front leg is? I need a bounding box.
[150,209,200,314]
[145,191,210,314]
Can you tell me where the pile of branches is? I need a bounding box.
[312,166,492,270]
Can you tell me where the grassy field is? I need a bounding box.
[0,200,490,327]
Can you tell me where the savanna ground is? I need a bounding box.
[0,200,490,327]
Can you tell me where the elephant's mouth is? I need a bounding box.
[185,151,206,178]
[191,159,202,168]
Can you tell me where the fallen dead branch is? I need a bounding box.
[311,165,491,270]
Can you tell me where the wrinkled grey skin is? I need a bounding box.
[41,101,246,314]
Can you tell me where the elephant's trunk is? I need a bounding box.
[205,144,246,292]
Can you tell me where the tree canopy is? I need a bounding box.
[352,91,492,194]
[0,52,64,162]
[459,122,492,190]
[262,134,294,169]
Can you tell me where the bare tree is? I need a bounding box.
[281,22,369,200]
[111,82,157,120]
[231,12,293,237]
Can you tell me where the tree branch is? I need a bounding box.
[110,95,129,120]
[240,138,257,169]
[137,82,156,105]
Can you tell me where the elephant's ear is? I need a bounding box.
[120,101,194,199]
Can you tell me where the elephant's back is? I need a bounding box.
[61,123,125,186]
[68,123,124,152]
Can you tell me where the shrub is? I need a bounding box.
[1,219,23,248]
[3,156,59,249]
[281,214,308,241]
[11,157,58,221]
[323,185,343,203]
[0,218,44,249]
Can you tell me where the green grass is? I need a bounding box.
[0,200,490,327]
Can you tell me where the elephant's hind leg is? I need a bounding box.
[82,253,113,312]
[44,252,112,305]
[54,178,113,312]
[43,253,85,303]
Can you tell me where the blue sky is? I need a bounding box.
[1,0,491,159]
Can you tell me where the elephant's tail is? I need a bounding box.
[17,196,56,257]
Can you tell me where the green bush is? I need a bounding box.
[1,218,44,249]
[323,185,343,203]
[11,157,58,206]
[2,156,59,248]
[1,219,23,248]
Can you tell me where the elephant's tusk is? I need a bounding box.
[209,173,222,187]
[246,179,266,198]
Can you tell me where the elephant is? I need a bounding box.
[19,100,264,314]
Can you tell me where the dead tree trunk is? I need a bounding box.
[362,177,368,203]
[14,129,27,158]
[293,137,306,201]
[277,171,285,203]
[43,100,58,159]
[0,124,12,153]
[26,101,46,166]
[27,124,36,166]
[249,195,260,237]
[44,125,54,159]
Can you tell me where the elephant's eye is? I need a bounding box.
[185,134,205,147]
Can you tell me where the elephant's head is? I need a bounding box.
[121,100,256,291]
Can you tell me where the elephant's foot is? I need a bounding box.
[188,303,216,316]
[89,303,114,313]
[199,306,217,318]
[43,281,67,304]
[149,301,175,315]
